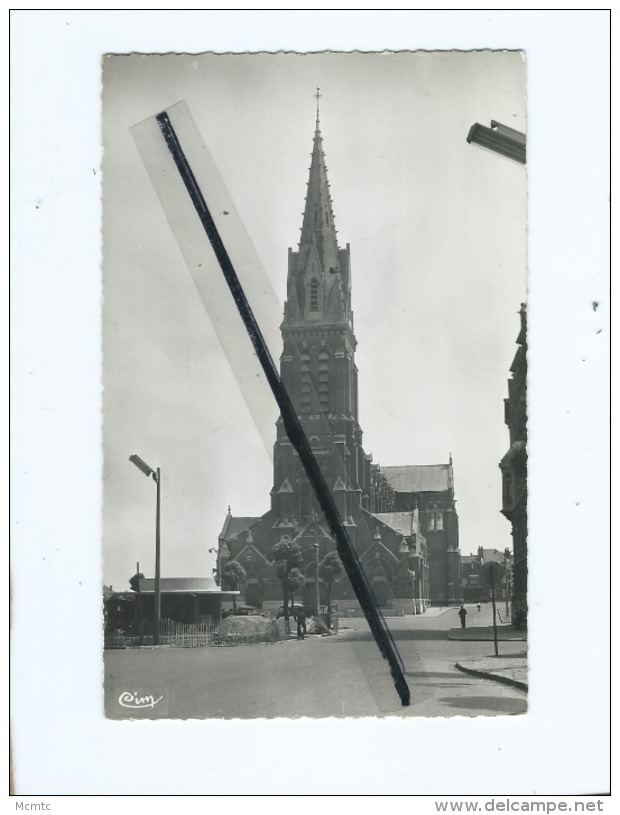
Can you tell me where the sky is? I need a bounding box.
[102,51,527,590]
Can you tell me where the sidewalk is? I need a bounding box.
[422,606,459,618]
[455,652,528,691]
[447,623,527,642]
[449,622,528,690]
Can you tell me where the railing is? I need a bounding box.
[104,620,215,649]
[161,619,214,647]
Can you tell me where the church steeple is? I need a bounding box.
[285,93,352,327]
[298,90,339,271]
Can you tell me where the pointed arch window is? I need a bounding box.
[427,511,444,532]
[300,353,311,414]
[309,278,319,312]
[318,350,330,413]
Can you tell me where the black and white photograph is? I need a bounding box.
[11,10,610,799]
[102,51,528,719]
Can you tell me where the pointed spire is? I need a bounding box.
[298,90,339,273]
[285,94,352,327]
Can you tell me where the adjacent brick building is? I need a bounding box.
[499,304,527,627]
[460,546,512,605]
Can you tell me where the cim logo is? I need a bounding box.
[118,690,164,710]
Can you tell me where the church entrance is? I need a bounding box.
[245,579,263,609]
[371,577,390,607]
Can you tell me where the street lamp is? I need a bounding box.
[503,547,511,619]
[466,120,526,164]
[399,538,416,616]
[312,510,320,617]
[407,569,417,616]
[209,542,230,586]
[314,543,320,617]
[129,454,161,645]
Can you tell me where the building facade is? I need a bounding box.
[380,463,461,606]
[499,304,527,627]
[216,111,460,612]
[105,577,239,636]
[460,547,512,605]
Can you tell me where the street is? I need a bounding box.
[104,604,527,719]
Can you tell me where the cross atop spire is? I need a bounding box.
[315,86,322,128]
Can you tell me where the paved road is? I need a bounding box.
[104,605,527,719]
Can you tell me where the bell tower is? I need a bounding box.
[271,94,369,533]
[218,96,456,613]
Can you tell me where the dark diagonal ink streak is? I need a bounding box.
[155,110,410,707]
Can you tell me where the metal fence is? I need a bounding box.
[104,620,215,649]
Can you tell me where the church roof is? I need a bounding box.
[372,512,416,537]
[138,577,239,596]
[380,464,452,494]
[479,548,506,563]
[219,515,261,542]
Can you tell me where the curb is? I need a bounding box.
[447,627,527,642]
[455,662,528,692]
[447,634,527,642]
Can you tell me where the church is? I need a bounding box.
[217,105,461,613]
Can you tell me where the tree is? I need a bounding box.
[128,572,145,641]
[286,567,306,606]
[129,572,144,592]
[272,540,302,627]
[319,551,343,626]
[222,560,247,612]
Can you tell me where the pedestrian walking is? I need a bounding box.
[458,604,467,628]
[477,602,481,612]
[295,607,307,640]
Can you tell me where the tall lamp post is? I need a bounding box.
[314,542,320,617]
[486,562,499,657]
[312,511,320,616]
[209,542,230,586]
[503,547,511,619]
[408,569,416,616]
[399,538,416,616]
[129,454,161,645]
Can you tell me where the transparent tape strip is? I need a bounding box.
[131,100,280,458]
